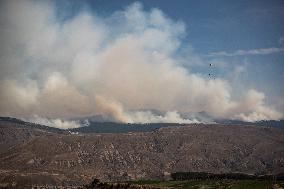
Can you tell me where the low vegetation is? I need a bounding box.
[126,180,284,189]
[171,172,284,181]
[85,172,284,189]
[85,179,284,189]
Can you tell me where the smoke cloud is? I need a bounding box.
[25,115,81,129]
[0,0,282,126]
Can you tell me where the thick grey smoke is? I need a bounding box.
[0,0,282,126]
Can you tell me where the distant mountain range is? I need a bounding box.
[70,111,284,133]
[1,116,284,135]
[70,119,284,134]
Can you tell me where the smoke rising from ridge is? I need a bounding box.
[0,0,282,125]
[24,115,81,129]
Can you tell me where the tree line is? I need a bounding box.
[171,171,284,181]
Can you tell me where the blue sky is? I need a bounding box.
[55,0,284,51]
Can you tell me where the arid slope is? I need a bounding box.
[0,123,284,187]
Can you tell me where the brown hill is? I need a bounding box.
[0,121,284,187]
[0,117,65,154]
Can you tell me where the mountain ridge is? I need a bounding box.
[0,118,283,187]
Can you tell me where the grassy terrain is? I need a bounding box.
[126,180,284,189]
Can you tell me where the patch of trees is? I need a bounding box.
[171,172,284,181]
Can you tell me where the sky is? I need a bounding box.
[0,0,283,128]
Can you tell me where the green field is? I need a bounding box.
[126,180,284,189]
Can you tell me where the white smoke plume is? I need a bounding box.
[94,95,200,124]
[125,111,200,124]
[25,115,81,129]
[0,0,282,127]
